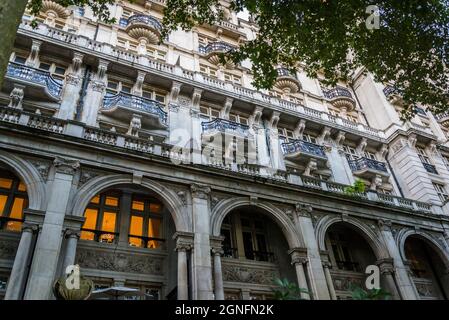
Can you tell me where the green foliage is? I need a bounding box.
[344,179,366,195]
[271,278,309,300]
[349,285,391,300]
[162,0,449,119]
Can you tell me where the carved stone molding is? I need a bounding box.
[173,231,194,252]
[22,222,39,233]
[376,258,395,275]
[210,193,231,210]
[65,74,81,86]
[377,219,392,232]
[75,248,163,275]
[64,229,81,239]
[222,264,279,285]
[295,203,313,218]
[53,157,80,175]
[191,184,211,200]
[27,158,51,181]
[288,247,308,265]
[78,168,105,187]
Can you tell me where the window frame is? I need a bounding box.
[0,170,28,232]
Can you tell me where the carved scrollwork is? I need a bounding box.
[222,265,279,285]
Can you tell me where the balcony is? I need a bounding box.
[383,85,404,106]
[434,111,449,128]
[422,162,438,175]
[348,157,390,181]
[282,139,328,168]
[324,87,356,111]
[122,14,163,44]
[102,92,168,129]
[5,62,63,101]
[199,41,236,68]
[275,68,301,93]
[201,118,250,138]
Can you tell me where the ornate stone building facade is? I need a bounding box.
[0,0,448,300]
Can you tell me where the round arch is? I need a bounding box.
[0,149,46,210]
[211,197,304,249]
[397,229,449,268]
[70,174,190,232]
[315,215,389,260]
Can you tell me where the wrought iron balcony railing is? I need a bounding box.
[348,157,388,173]
[422,162,438,174]
[6,62,63,99]
[281,139,327,158]
[383,85,400,98]
[120,14,163,31]
[103,92,168,125]
[276,67,297,79]
[324,87,353,100]
[201,118,249,137]
[434,111,449,121]
[199,41,235,55]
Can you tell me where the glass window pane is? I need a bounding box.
[101,212,116,232]
[6,221,22,232]
[147,218,161,248]
[18,182,26,192]
[90,195,100,204]
[129,215,143,236]
[9,197,25,220]
[83,208,98,230]
[0,195,8,216]
[132,201,144,211]
[150,203,161,213]
[80,231,95,241]
[129,237,143,248]
[105,196,118,207]
[0,178,13,189]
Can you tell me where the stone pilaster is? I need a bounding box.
[293,203,330,300]
[57,53,84,120]
[210,235,225,300]
[320,251,337,300]
[61,229,81,273]
[24,157,80,300]
[288,247,310,299]
[376,257,401,300]
[174,232,194,300]
[190,184,214,300]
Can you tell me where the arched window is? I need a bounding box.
[80,189,164,249]
[0,169,28,232]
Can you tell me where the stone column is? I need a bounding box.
[24,157,80,300]
[320,252,337,300]
[174,232,193,300]
[288,247,310,299]
[4,223,38,300]
[57,53,84,120]
[191,89,203,165]
[80,60,109,127]
[377,258,401,300]
[210,236,225,300]
[190,184,214,300]
[61,229,81,273]
[377,219,418,299]
[293,203,331,300]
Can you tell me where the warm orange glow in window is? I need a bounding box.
[90,195,100,204]
[80,208,98,240]
[18,182,27,192]
[6,197,25,231]
[147,218,161,248]
[150,203,161,213]
[105,197,118,207]
[99,212,116,243]
[129,215,143,247]
[0,178,13,189]
[132,201,144,211]
[0,195,7,216]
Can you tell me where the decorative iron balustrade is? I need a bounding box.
[103,92,168,125]
[121,14,163,31]
[348,157,388,173]
[383,85,400,97]
[201,118,249,137]
[324,87,353,100]
[6,62,63,99]
[281,139,327,158]
[422,162,438,174]
[434,111,449,121]
[199,41,235,55]
[276,67,297,79]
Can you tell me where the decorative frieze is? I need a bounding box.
[75,248,163,275]
[27,158,52,181]
[222,264,279,285]
[78,168,104,187]
[53,156,80,175]
[191,184,211,200]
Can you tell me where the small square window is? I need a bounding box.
[14,56,26,64]
[54,66,66,75]
[39,63,51,71]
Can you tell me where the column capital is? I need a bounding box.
[377,219,392,231]
[53,157,80,175]
[191,184,211,200]
[211,247,224,256]
[288,247,308,265]
[376,258,395,275]
[173,231,194,252]
[64,229,81,240]
[295,203,313,218]
[22,222,39,233]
